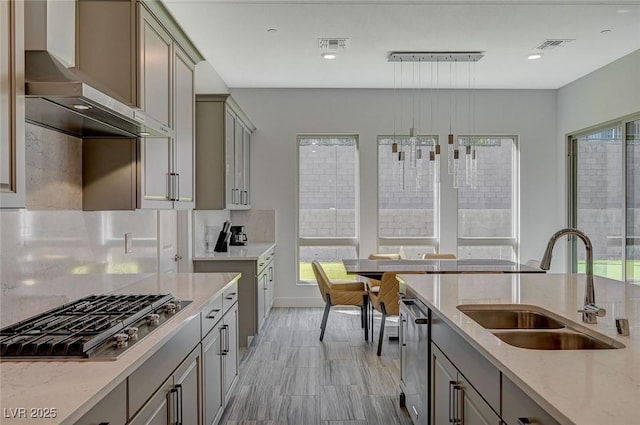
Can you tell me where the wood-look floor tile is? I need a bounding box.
[226,385,283,421]
[319,385,366,420]
[280,367,319,395]
[362,395,413,425]
[319,360,364,386]
[278,395,319,425]
[221,308,411,425]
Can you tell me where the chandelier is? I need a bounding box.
[388,51,484,189]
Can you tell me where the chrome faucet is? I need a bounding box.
[539,228,606,324]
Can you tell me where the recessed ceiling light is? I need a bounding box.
[528,53,542,60]
[321,52,337,60]
[71,104,92,110]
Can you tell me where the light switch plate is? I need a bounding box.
[125,233,133,253]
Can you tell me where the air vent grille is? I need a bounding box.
[535,39,575,50]
[318,38,349,50]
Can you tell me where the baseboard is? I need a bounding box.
[273,297,325,308]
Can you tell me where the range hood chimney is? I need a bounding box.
[24,1,171,139]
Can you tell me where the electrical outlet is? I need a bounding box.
[125,233,133,253]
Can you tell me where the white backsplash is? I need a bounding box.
[231,209,276,243]
[0,209,160,326]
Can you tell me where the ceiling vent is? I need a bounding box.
[318,38,349,50]
[535,39,575,50]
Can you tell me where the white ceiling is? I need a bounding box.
[163,0,640,89]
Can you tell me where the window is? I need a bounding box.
[457,136,518,260]
[298,135,358,283]
[377,135,438,258]
[570,116,640,284]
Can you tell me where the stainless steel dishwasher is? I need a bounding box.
[399,297,430,425]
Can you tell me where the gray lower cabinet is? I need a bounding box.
[502,377,561,425]
[194,246,276,347]
[203,301,239,425]
[431,343,501,425]
[73,380,127,425]
[400,299,563,425]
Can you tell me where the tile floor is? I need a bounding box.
[220,307,413,425]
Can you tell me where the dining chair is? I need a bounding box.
[311,260,369,341]
[423,253,457,259]
[368,272,400,356]
[366,253,400,332]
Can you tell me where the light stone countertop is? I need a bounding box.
[399,273,640,425]
[192,242,275,261]
[0,272,241,425]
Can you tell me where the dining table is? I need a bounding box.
[342,258,545,279]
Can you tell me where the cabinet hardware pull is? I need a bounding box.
[220,325,227,355]
[453,385,462,424]
[414,317,429,324]
[225,323,230,353]
[412,405,419,418]
[206,309,220,319]
[243,190,248,205]
[170,387,179,425]
[175,384,183,425]
[175,173,180,201]
[449,380,456,423]
[517,419,532,425]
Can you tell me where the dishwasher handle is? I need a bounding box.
[400,299,430,325]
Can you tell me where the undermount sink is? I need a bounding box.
[492,330,625,350]
[457,304,625,350]
[458,307,565,329]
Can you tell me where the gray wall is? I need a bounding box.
[232,87,558,306]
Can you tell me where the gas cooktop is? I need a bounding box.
[0,294,191,361]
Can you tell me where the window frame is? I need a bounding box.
[296,134,360,285]
[456,134,520,261]
[376,134,440,256]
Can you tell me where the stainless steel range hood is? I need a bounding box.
[25,51,172,139]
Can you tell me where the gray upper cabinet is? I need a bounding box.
[78,0,200,210]
[0,0,25,209]
[196,94,255,210]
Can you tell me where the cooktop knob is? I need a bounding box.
[112,333,129,348]
[124,327,139,340]
[164,303,177,315]
[146,314,160,326]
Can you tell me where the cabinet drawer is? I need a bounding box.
[502,376,562,425]
[431,310,500,413]
[128,314,200,417]
[73,380,127,425]
[201,294,224,338]
[222,281,238,313]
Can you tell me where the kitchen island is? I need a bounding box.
[0,272,241,425]
[399,273,639,425]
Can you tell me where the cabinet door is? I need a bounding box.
[174,348,201,425]
[173,46,195,209]
[138,4,172,129]
[223,302,239,404]
[432,343,458,425]
[257,270,267,330]
[234,120,244,205]
[266,261,275,316]
[0,0,25,209]
[128,376,175,425]
[241,127,251,207]
[139,137,172,208]
[459,374,501,425]
[203,323,224,425]
[225,109,237,207]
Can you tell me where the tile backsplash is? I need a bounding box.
[0,209,160,326]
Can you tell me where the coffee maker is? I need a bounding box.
[229,225,248,246]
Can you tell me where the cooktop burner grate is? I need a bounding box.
[0,294,190,360]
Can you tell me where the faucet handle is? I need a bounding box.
[578,303,606,317]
